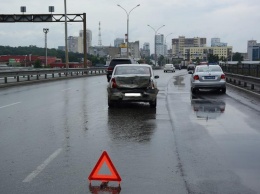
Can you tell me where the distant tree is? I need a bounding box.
[34,59,42,68]
[208,54,219,63]
[232,52,243,62]
[158,55,165,66]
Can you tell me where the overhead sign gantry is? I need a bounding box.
[0,13,88,68]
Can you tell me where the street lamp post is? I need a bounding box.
[43,28,49,67]
[64,0,69,68]
[117,4,140,57]
[147,25,165,66]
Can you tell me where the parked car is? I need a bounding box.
[190,65,226,94]
[106,58,137,82]
[107,64,159,108]
[164,64,175,73]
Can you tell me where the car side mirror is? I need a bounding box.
[154,75,159,79]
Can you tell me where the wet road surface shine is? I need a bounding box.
[0,71,260,193]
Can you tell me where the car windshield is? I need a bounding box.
[114,66,151,75]
[196,66,222,72]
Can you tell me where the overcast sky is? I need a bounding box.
[0,0,259,53]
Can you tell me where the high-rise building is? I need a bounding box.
[172,36,206,57]
[114,38,124,47]
[155,34,164,57]
[78,29,92,54]
[141,42,150,58]
[128,41,140,59]
[68,36,78,53]
[247,40,260,61]
[211,38,227,47]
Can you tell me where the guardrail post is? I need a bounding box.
[4,77,7,83]
[27,75,30,81]
[251,84,254,90]
[17,76,19,82]
[77,72,78,75]
[59,73,61,77]
[37,74,39,80]
[71,72,73,76]
[52,73,54,78]
[244,82,247,87]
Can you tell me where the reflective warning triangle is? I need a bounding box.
[88,151,121,182]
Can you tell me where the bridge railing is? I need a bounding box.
[0,67,107,86]
[220,62,260,77]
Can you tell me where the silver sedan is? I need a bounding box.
[190,65,226,94]
[107,64,159,108]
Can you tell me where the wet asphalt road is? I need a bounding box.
[0,70,260,194]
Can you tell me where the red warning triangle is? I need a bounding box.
[88,151,121,182]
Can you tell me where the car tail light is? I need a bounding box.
[221,74,225,79]
[193,75,199,80]
[107,67,113,71]
[111,78,117,88]
[147,79,155,89]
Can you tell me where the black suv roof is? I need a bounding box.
[109,58,136,67]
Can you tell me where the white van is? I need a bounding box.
[163,64,175,73]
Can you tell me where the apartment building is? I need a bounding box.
[183,46,233,61]
[172,36,206,56]
[247,40,260,61]
[211,38,227,47]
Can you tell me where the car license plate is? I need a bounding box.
[204,76,215,79]
[125,93,141,97]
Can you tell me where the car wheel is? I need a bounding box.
[108,98,115,108]
[221,88,226,94]
[149,99,157,108]
[191,87,197,94]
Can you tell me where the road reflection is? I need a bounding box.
[191,93,226,120]
[107,103,156,143]
[173,76,185,87]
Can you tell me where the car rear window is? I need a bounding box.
[114,66,151,75]
[196,66,222,72]
[109,59,131,67]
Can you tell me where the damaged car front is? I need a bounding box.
[107,64,159,108]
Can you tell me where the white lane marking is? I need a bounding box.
[0,102,21,109]
[61,88,71,92]
[23,148,63,183]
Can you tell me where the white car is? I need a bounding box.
[190,65,226,94]
[164,64,175,73]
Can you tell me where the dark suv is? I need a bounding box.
[106,58,137,82]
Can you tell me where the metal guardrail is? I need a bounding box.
[0,67,107,86]
[220,63,260,77]
[225,73,260,92]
